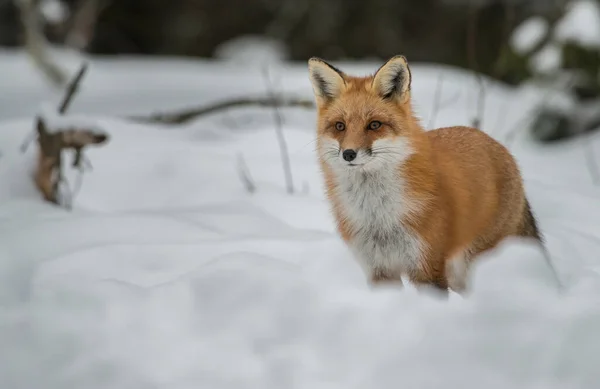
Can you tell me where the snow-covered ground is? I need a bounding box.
[1,48,600,389]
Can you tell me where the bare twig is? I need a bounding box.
[56,174,73,209]
[130,96,314,125]
[427,73,445,129]
[59,62,89,114]
[16,0,67,86]
[491,96,511,137]
[467,1,485,130]
[425,73,462,130]
[474,83,486,130]
[490,1,515,81]
[503,110,537,148]
[69,156,88,207]
[263,66,294,194]
[490,3,514,137]
[539,242,564,291]
[64,0,111,50]
[20,129,37,153]
[582,135,600,185]
[236,153,256,193]
[439,91,461,110]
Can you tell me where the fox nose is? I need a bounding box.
[342,149,357,162]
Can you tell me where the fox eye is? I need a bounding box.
[368,121,382,130]
[335,122,345,131]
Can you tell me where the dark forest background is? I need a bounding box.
[1,0,598,87]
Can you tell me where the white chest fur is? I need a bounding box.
[333,167,424,277]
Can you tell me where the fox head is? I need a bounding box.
[308,55,420,172]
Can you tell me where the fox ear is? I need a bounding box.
[308,57,345,104]
[372,55,411,103]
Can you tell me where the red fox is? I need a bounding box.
[308,55,542,295]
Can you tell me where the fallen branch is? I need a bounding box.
[129,96,315,125]
[34,63,109,208]
[236,152,256,193]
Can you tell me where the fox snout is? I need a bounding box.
[339,146,372,166]
[342,149,357,162]
[319,137,374,168]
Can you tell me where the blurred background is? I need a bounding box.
[1,2,600,386]
[2,0,599,142]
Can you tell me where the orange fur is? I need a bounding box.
[308,56,541,295]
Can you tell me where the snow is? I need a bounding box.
[40,0,69,24]
[214,35,289,66]
[555,0,600,48]
[39,102,106,134]
[511,16,548,54]
[1,49,600,388]
[531,43,562,74]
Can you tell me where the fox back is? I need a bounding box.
[308,56,541,294]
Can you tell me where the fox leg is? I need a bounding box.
[368,267,403,288]
[446,253,469,294]
[409,260,449,297]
